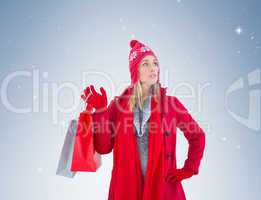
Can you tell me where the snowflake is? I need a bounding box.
[121,25,127,31]
[235,26,243,35]
[129,51,137,61]
[37,167,43,173]
[43,72,48,78]
[129,46,152,62]
[131,34,136,38]
[140,46,151,52]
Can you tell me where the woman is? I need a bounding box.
[81,40,205,200]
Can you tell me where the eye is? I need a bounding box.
[154,62,159,66]
[143,63,148,66]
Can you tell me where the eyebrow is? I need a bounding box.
[142,59,158,62]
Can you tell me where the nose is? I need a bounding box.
[150,66,158,73]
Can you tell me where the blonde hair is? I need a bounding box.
[128,81,161,112]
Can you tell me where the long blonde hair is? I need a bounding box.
[128,81,161,112]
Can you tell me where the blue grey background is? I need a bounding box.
[0,0,260,199]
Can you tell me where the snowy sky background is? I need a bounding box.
[0,0,260,199]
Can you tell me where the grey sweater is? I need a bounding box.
[133,95,151,177]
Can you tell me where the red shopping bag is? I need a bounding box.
[71,111,101,172]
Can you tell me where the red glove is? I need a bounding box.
[81,86,93,113]
[165,168,194,183]
[81,85,108,113]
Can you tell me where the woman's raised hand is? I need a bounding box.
[81,85,108,113]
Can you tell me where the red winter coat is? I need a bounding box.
[92,85,205,200]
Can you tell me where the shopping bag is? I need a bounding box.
[56,119,77,178]
[71,112,102,172]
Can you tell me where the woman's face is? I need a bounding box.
[139,55,159,86]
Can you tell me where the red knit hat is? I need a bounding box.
[128,40,160,85]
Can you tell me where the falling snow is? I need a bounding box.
[37,167,43,173]
[235,26,243,35]
[121,25,127,31]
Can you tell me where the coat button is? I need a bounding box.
[166,152,173,160]
[165,131,171,136]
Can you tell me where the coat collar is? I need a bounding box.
[115,83,168,116]
[117,83,167,100]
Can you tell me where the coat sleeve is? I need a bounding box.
[91,97,117,154]
[172,96,206,175]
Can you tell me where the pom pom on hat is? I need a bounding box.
[130,40,139,48]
